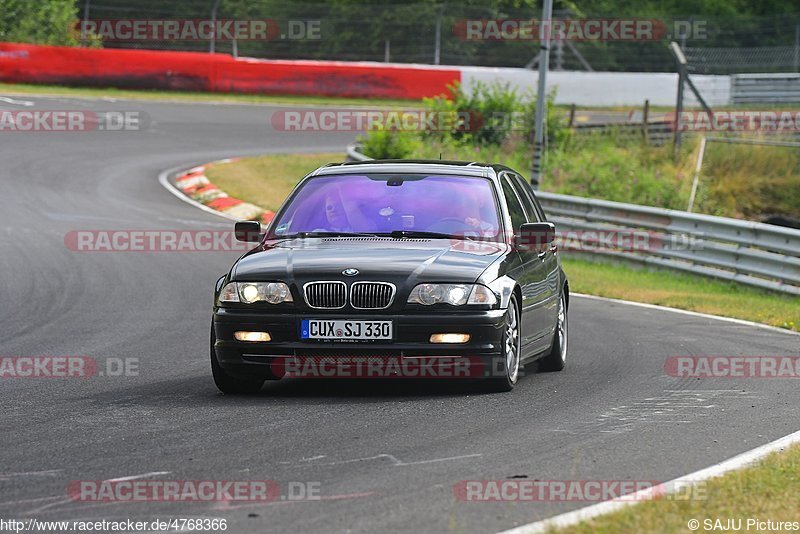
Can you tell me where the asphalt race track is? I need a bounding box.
[1,96,798,534]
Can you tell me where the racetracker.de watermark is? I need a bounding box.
[453,18,668,41]
[271,109,494,133]
[453,479,707,501]
[0,356,138,378]
[449,229,702,254]
[64,230,253,252]
[77,19,321,41]
[268,356,505,379]
[665,110,800,132]
[67,480,321,502]
[665,356,800,378]
[0,111,146,132]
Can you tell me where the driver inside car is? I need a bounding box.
[314,184,377,233]
[448,191,497,237]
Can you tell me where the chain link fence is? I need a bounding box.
[76,1,800,73]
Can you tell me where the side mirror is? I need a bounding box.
[234,220,263,243]
[517,222,556,253]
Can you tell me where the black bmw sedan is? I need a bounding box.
[211,160,568,393]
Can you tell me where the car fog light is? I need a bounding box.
[234,331,271,342]
[430,333,470,344]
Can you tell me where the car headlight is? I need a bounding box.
[407,284,497,306]
[218,282,293,304]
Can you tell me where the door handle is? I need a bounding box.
[538,243,557,259]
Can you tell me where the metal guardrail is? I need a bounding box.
[536,192,800,295]
[346,144,372,162]
[731,73,800,104]
[346,144,800,295]
[573,121,674,145]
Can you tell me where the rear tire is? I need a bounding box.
[485,294,521,392]
[538,291,567,372]
[210,326,265,394]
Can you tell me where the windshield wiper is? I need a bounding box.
[278,231,381,239]
[384,230,475,241]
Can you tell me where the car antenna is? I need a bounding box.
[439,152,442,160]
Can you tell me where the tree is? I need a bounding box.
[0,0,84,46]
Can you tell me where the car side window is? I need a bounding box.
[509,173,546,222]
[501,175,529,232]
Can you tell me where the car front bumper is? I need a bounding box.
[213,307,507,380]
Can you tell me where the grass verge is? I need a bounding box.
[200,151,799,530]
[561,257,798,332]
[556,443,800,533]
[204,152,342,212]
[0,82,418,107]
[205,152,798,333]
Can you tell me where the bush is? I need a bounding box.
[358,129,419,160]
[424,82,520,146]
[0,0,96,46]
[545,132,690,209]
[422,81,567,149]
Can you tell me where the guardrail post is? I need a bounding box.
[209,0,221,54]
[434,7,442,65]
[670,42,687,158]
[530,0,554,190]
[80,0,91,47]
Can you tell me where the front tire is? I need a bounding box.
[485,294,521,392]
[538,290,567,372]
[210,326,265,394]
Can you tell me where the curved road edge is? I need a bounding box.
[158,159,275,225]
[157,155,800,533]
[499,427,800,534]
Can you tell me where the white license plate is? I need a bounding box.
[301,319,393,341]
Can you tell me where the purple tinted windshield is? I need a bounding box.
[270,174,501,240]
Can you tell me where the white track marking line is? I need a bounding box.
[0,496,64,507]
[106,471,171,483]
[0,96,34,106]
[497,429,800,534]
[298,452,482,467]
[0,469,62,480]
[213,491,377,511]
[158,165,239,222]
[497,293,799,532]
[573,293,800,336]
[24,471,171,514]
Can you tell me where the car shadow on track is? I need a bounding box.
[255,377,503,398]
[84,374,525,408]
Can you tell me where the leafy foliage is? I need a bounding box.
[0,0,85,46]
[358,129,420,160]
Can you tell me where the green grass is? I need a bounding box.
[696,140,800,219]
[556,444,800,534]
[204,152,342,212]
[411,134,695,210]
[0,82,419,107]
[562,257,798,331]
[364,120,799,221]
[205,152,799,333]
[410,132,800,220]
[203,152,799,531]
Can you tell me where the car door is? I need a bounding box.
[499,173,551,354]
[509,172,561,348]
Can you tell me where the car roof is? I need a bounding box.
[308,159,516,179]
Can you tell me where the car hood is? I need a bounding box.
[233,237,507,286]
